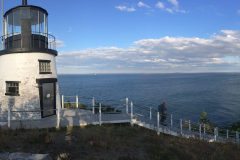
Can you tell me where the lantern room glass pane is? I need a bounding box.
[13,10,21,35]
[46,16,48,34]
[4,16,7,37]
[39,12,45,35]
[8,13,13,36]
[45,15,48,35]
[31,9,39,34]
[21,9,30,19]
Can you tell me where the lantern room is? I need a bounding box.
[0,0,56,55]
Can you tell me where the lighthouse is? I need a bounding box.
[0,0,60,120]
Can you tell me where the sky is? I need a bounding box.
[2,0,240,74]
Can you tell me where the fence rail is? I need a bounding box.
[0,95,239,145]
[60,95,240,144]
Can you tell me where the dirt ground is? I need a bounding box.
[0,123,240,160]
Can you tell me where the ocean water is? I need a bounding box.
[58,73,240,126]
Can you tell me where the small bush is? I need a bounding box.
[232,121,240,131]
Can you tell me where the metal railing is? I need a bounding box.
[60,95,239,144]
[61,95,127,114]
[0,108,59,128]
[0,95,239,145]
[130,102,239,144]
[0,32,56,50]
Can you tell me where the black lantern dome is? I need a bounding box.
[0,0,57,55]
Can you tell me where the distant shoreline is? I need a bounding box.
[57,72,240,75]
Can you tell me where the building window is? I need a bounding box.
[39,60,52,74]
[5,81,20,96]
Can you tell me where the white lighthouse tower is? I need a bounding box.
[0,0,60,120]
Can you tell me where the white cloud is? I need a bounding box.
[237,10,240,15]
[156,2,165,9]
[198,5,215,12]
[168,0,178,7]
[116,5,136,12]
[116,5,126,11]
[57,30,240,73]
[174,9,186,13]
[56,40,65,48]
[68,27,72,32]
[168,0,186,13]
[166,8,173,13]
[156,1,186,13]
[127,7,136,12]
[138,2,150,8]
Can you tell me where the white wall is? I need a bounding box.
[0,52,60,120]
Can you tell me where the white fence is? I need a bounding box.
[0,95,239,145]
[61,95,239,144]
[61,95,128,114]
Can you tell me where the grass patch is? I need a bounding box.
[0,123,239,159]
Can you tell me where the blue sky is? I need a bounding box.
[3,0,240,74]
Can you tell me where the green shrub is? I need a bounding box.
[231,121,240,132]
[91,103,118,113]
[65,100,72,108]
[200,110,210,124]
[116,109,122,113]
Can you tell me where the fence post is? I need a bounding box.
[8,107,10,128]
[238,132,239,145]
[99,103,101,126]
[131,101,133,127]
[199,123,201,139]
[62,95,64,108]
[214,128,216,141]
[57,108,60,120]
[189,120,191,131]
[227,129,229,139]
[216,127,218,137]
[76,95,78,108]
[171,114,172,127]
[57,108,60,128]
[157,112,160,135]
[236,131,238,144]
[150,107,152,120]
[204,124,205,135]
[92,97,95,114]
[180,119,182,135]
[236,131,239,145]
[126,98,128,114]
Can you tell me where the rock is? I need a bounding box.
[0,123,8,130]
[0,122,7,127]
[59,153,68,159]
[55,155,61,160]
[29,154,53,160]
[8,152,31,160]
[0,152,9,160]
[1,152,53,160]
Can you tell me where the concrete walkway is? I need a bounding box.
[9,108,130,129]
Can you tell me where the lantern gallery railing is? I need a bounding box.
[0,32,56,50]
